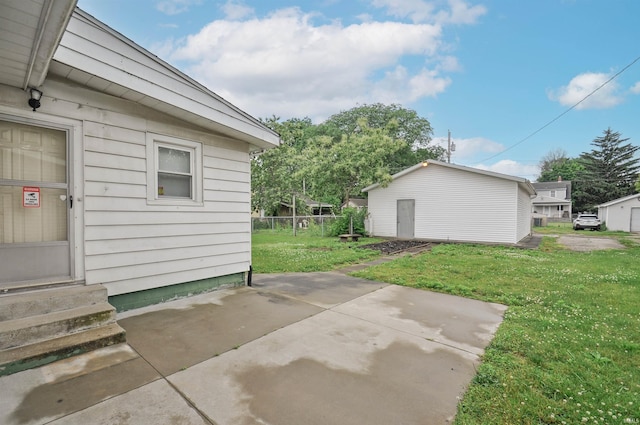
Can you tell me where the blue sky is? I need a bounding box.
[77,0,640,180]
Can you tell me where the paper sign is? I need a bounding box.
[23,186,40,208]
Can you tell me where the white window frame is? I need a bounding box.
[146,133,203,206]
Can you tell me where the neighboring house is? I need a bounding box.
[278,197,333,216]
[341,198,368,210]
[362,160,536,245]
[0,2,278,374]
[597,194,640,232]
[531,180,572,218]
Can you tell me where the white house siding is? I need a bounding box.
[82,122,250,296]
[598,196,640,232]
[367,164,521,244]
[2,76,253,296]
[517,186,533,242]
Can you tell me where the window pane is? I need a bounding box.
[158,173,191,198]
[158,147,190,173]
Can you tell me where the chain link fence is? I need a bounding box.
[251,215,341,236]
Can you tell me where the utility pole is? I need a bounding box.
[447,130,455,163]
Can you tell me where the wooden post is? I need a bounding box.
[292,194,296,236]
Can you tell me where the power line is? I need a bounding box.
[480,55,640,162]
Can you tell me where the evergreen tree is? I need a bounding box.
[573,128,640,212]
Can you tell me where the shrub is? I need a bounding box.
[329,207,367,236]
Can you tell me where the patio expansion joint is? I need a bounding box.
[123,344,218,425]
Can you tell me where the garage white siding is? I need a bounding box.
[598,194,640,232]
[366,162,533,244]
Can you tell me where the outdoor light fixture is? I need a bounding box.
[28,88,42,111]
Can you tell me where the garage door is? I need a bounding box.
[631,208,640,232]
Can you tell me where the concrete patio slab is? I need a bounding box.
[118,287,323,376]
[169,309,480,425]
[0,344,160,425]
[333,285,507,355]
[251,271,387,308]
[50,379,209,425]
[0,272,508,425]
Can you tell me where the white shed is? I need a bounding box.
[597,194,640,232]
[362,160,536,244]
[0,4,279,308]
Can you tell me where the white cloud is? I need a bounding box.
[473,160,540,179]
[156,0,201,15]
[221,0,254,20]
[548,72,623,110]
[631,81,640,94]
[166,6,461,121]
[371,0,487,24]
[440,0,487,24]
[371,0,436,23]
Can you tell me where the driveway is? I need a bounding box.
[0,273,506,425]
[557,235,625,251]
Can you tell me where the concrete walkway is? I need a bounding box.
[0,273,507,425]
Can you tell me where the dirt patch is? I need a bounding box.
[557,236,625,252]
[361,240,434,255]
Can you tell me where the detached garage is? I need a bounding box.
[597,194,640,232]
[362,160,536,245]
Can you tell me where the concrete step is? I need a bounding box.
[0,284,107,321]
[0,323,126,376]
[0,302,116,350]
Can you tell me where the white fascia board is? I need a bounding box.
[54,9,279,149]
[597,193,640,207]
[26,0,78,88]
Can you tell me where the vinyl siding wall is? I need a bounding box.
[83,121,250,296]
[0,79,252,296]
[367,164,522,244]
[516,186,532,242]
[598,197,640,232]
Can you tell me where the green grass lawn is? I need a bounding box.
[251,231,383,272]
[252,231,640,425]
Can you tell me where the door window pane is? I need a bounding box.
[0,122,66,183]
[0,186,67,243]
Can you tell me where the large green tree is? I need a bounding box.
[251,117,316,215]
[537,149,584,182]
[304,120,405,204]
[573,128,640,212]
[318,103,444,173]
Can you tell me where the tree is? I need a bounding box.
[304,120,405,204]
[318,103,444,173]
[251,117,314,214]
[573,128,640,212]
[537,148,584,183]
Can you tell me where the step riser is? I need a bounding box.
[0,327,126,376]
[0,309,115,350]
[0,286,107,321]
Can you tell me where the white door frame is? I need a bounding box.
[0,109,84,286]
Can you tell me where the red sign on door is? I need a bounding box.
[23,186,40,208]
